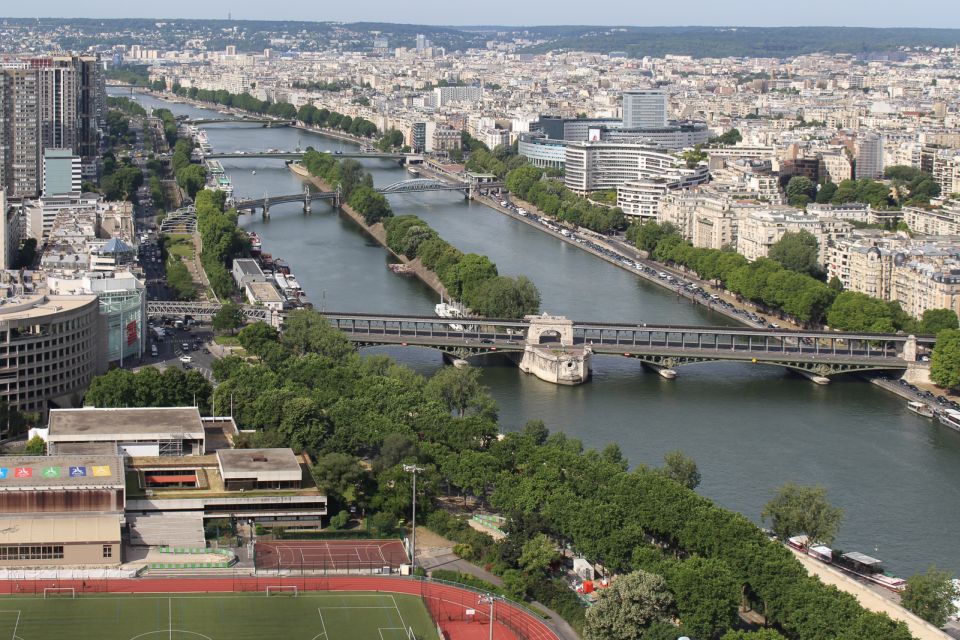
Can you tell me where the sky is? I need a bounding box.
[4,0,960,28]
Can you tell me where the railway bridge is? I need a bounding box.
[146,304,932,385]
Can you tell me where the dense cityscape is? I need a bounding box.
[0,13,959,640]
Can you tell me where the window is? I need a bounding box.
[0,545,64,560]
[102,545,112,558]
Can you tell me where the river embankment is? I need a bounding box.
[288,163,453,302]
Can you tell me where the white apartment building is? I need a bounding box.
[903,200,960,236]
[737,209,827,263]
[564,142,684,194]
[616,166,709,220]
[856,132,884,180]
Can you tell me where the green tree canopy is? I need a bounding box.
[768,230,822,278]
[583,570,675,640]
[785,176,816,208]
[920,309,958,335]
[900,566,958,627]
[212,301,244,334]
[658,450,701,490]
[931,329,960,390]
[761,483,843,545]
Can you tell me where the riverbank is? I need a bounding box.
[288,163,453,302]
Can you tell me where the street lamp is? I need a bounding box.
[478,594,496,640]
[402,464,425,571]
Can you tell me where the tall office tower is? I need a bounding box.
[856,132,884,180]
[622,89,668,129]
[73,55,103,160]
[416,34,429,52]
[37,61,78,151]
[0,67,41,198]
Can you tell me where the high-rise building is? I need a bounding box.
[415,34,429,52]
[622,89,668,129]
[856,132,884,180]
[72,56,103,160]
[43,148,81,197]
[0,67,41,198]
[31,57,78,152]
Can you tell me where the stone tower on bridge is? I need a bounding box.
[518,314,591,385]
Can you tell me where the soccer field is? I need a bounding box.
[0,591,439,640]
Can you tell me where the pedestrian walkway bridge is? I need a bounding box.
[145,304,932,381]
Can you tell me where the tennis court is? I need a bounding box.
[0,591,436,640]
[255,539,409,572]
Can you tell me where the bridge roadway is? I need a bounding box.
[145,305,931,377]
[204,151,410,161]
[182,117,293,127]
[231,179,506,213]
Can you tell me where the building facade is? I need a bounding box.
[622,89,668,129]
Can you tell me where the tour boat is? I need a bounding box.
[937,408,960,433]
[907,401,934,418]
[435,296,467,332]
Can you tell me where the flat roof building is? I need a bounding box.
[47,407,206,457]
[217,448,302,490]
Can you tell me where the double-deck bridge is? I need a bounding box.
[146,304,931,381]
[180,117,293,127]
[203,151,413,161]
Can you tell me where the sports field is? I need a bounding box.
[0,591,438,640]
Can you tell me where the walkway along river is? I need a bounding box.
[121,89,960,577]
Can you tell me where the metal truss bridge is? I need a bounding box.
[145,305,931,379]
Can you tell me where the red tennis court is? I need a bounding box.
[255,539,409,572]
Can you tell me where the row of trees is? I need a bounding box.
[631,222,957,332]
[300,149,392,224]
[84,366,212,413]
[152,108,179,148]
[295,103,378,138]
[171,86,296,120]
[101,152,143,203]
[194,189,249,299]
[507,165,628,234]
[785,167,939,210]
[382,215,541,318]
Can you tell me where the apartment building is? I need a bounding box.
[903,200,960,236]
[737,208,827,263]
[564,142,684,194]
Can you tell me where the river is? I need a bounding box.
[121,89,960,576]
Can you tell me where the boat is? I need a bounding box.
[435,295,468,332]
[407,167,421,177]
[252,170,257,175]
[388,263,415,275]
[907,401,935,418]
[247,232,262,256]
[937,407,960,432]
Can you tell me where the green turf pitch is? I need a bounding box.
[0,591,438,639]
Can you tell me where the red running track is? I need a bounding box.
[0,575,558,640]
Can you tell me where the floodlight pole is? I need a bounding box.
[402,464,425,571]
[479,594,495,640]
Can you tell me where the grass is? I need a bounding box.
[214,335,241,346]
[165,234,196,260]
[0,591,437,639]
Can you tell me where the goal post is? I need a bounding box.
[43,587,76,598]
[265,585,298,596]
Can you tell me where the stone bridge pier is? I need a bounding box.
[518,314,591,385]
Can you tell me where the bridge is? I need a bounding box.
[145,303,932,383]
[203,151,413,161]
[180,117,293,127]
[232,179,505,215]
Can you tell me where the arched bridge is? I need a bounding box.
[180,117,293,127]
[203,151,412,161]
[144,305,932,382]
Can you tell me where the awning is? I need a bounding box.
[145,474,196,483]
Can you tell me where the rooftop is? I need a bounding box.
[0,455,124,490]
[48,407,205,442]
[217,448,302,482]
[0,514,121,545]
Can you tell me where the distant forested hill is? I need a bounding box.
[515,26,960,58]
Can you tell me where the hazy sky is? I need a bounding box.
[5,0,960,28]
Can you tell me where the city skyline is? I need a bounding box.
[2,0,960,28]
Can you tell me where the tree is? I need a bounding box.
[212,301,244,334]
[721,631,787,640]
[313,452,366,505]
[671,557,740,639]
[920,309,958,335]
[815,181,838,203]
[785,176,816,208]
[237,321,279,358]
[658,450,701,490]
[761,483,843,545]
[768,230,821,278]
[176,163,207,199]
[583,570,674,640]
[425,366,497,420]
[900,566,959,627]
[24,434,46,455]
[930,329,960,390]
[518,533,559,577]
